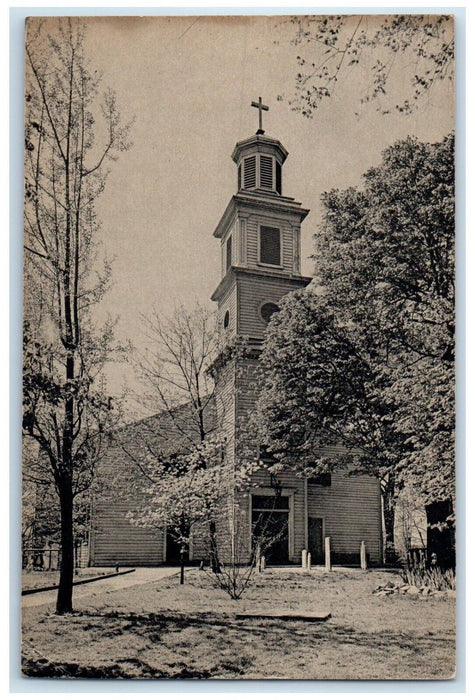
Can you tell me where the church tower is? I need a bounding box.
[211,99,312,564]
[211,99,311,344]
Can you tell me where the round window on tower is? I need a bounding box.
[260,302,280,324]
[223,310,230,329]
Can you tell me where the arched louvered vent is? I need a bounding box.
[243,156,256,188]
[260,155,273,189]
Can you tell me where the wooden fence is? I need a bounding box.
[22,541,89,570]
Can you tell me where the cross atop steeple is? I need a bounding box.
[251,96,269,134]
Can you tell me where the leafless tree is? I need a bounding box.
[23,18,132,614]
[134,302,218,442]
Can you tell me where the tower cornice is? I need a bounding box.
[211,265,312,302]
[212,192,309,240]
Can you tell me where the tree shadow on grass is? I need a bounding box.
[23,608,454,679]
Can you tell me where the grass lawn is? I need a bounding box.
[21,567,456,680]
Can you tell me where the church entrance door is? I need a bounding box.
[252,494,289,564]
[308,517,324,564]
[165,531,189,565]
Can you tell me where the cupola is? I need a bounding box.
[231,96,288,196]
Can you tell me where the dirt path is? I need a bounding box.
[22,567,182,608]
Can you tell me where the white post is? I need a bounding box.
[260,555,266,571]
[325,536,331,572]
[360,541,367,570]
[301,549,307,569]
[307,552,312,570]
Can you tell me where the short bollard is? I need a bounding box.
[259,555,266,572]
[360,541,367,570]
[307,552,312,570]
[325,536,331,571]
[301,549,307,569]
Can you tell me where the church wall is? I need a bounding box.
[232,353,383,566]
[308,471,383,565]
[90,500,165,567]
[194,355,237,564]
[221,215,238,276]
[214,356,236,461]
[217,282,237,335]
[88,437,166,566]
[237,275,302,338]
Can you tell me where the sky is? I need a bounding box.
[27,15,454,407]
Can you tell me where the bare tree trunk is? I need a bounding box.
[383,495,395,546]
[179,548,185,585]
[56,478,74,614]
[382,474,396,563]
[56,350,75,614]
[209,521,221,574]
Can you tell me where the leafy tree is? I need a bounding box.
[23,18,131,613]
[257,291,402,547]
[284,14,454,116]
[258,134,455,548]
[317,134,455,509]
[127,437,226,585]
[126,436,260,589]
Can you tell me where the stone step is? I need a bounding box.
[236,609,331,621]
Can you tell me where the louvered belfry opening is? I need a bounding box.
[243,155,257,189]
[260,226,281,266]
[240,153,280,192]
[276,161,282,194]
[259,155,273,189]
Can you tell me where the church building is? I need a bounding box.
[89,100,383,567]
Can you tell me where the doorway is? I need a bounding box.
[308,517,324,564]
[252,494,289,564]
[165,530,189,565]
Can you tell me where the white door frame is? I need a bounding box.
[249,488,295,560]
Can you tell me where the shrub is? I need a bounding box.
[400,563,455,591]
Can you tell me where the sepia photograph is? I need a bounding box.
[21,13,456,681]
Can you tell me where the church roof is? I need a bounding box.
[98,397,217,488]
[231,133,288,164]
[112,396,216,457]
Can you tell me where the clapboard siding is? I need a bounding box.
[221,216,238,276]
[238,274,306,338]
[215,358,235,462]
[89,400,216,567]
[91,501,164,566]
[232,356,382,565]
[308,469,383,565]
[218,280,237,335]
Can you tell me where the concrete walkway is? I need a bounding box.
[22,567,181,609]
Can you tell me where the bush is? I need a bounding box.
[400,564,455,591]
